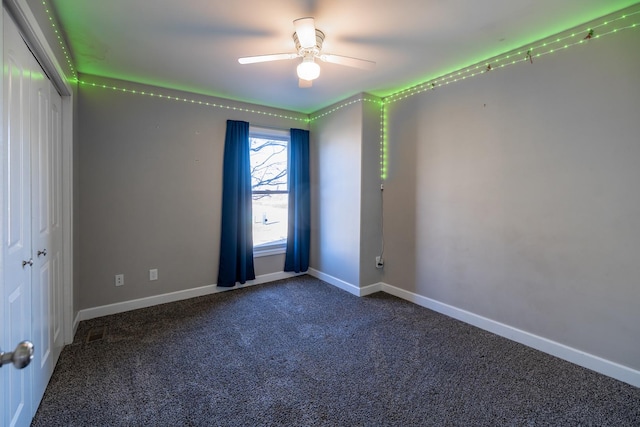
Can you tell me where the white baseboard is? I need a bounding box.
[78,271,304,322]
[307,268,383,296]
[72,311,81,338]
[360,282,384,296]
[77,267,639,388]
[380,282,640,389]
[303,269,639,388]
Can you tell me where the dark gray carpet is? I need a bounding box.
[32,275,639,426]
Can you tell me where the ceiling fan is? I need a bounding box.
[238,17,375,88]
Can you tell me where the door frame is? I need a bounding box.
[3,0,75,344]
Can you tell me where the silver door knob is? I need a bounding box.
[37,249,47,257]
[0,341,34,369]
[22,258,34,268]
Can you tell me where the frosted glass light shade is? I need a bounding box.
[297,59,320,81]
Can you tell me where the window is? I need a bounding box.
[250,127,289,256]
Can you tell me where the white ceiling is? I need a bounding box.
[48,0,637,113]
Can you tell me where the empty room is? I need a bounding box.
[1,0,639,425]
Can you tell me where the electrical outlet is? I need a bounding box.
[149,269,158,281]
[115,274,124,286]
[376,256,384,269]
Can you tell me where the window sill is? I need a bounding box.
[254,245,286,258]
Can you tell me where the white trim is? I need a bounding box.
[307,268,383,296]
[253,245,286,257]
[72,311,81,337]
[77,266,640,388]
[307,268,360,295]
[359,282,384,296]
[4,0,72,96]
[78,271,304,322]
[303,269,640,388]
[61,95,74,344]
[250,125,289,140]
[379,281,640,389]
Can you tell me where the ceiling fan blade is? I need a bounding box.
[299,78,313,88]
[293,17,316,49]
[238,53,298,64]
[319,54,376,70]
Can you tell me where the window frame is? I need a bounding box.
[249,126,290,257]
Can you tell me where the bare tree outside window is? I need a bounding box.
[250,136,289,249]
[251,138,287,194]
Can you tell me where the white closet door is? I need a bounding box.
[2,11,64,426]
[30,74,65,394]
[30,54,54,409]
[2,11,34,427]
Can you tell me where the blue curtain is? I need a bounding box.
[284,128,310,272]
[217,120,255,287]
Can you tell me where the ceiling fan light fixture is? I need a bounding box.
[238,16,374,87]
[297,57,320,81]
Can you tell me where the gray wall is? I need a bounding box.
[310,98,362,286]
[384,27,640,370]
[310,95,383,288]
[359,98,384,287]
[26,0,638,375]
[78,74,307,309]
[72,83,80,319]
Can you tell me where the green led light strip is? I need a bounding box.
[383,10,639,104]
[42,1,639,180]
[376,8,639,178]
[380,102,388,180]
[307,96,388,178]
[78,80,309,122]
[41,0,77,81]
[308,96,382,121]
